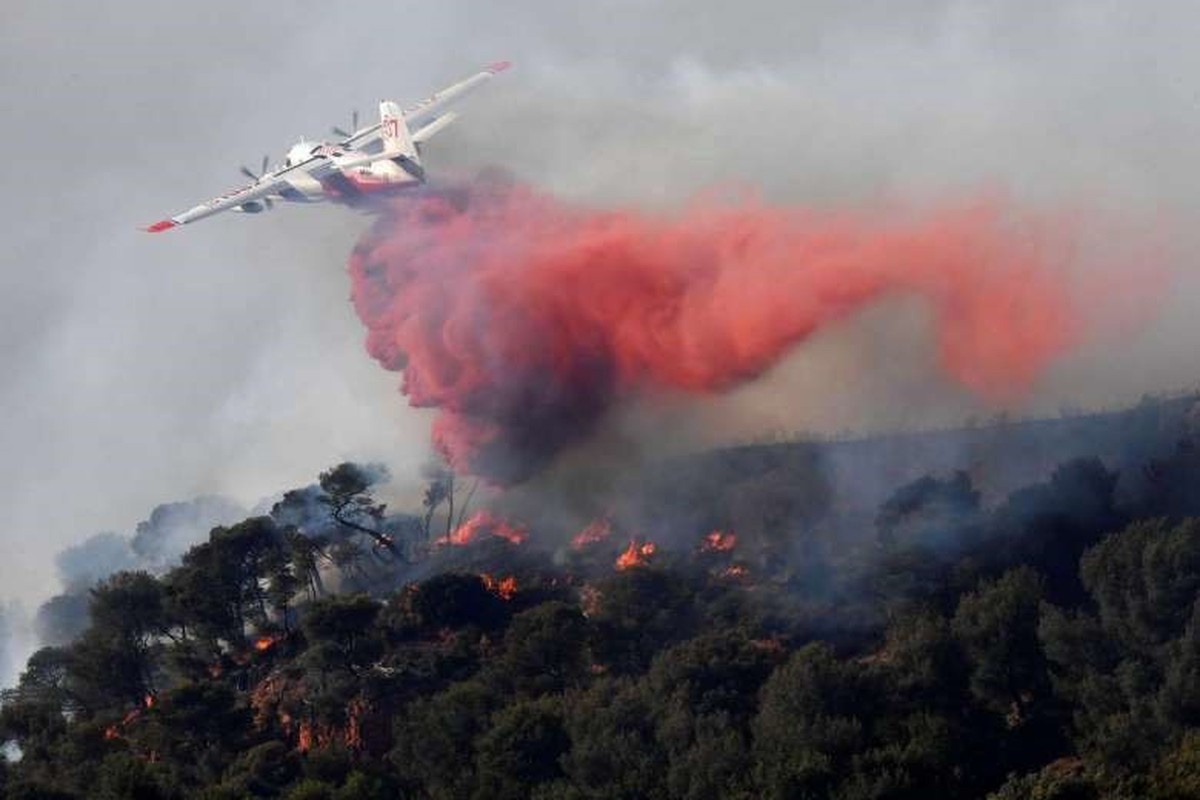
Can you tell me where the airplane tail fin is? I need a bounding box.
[379,101,425,182]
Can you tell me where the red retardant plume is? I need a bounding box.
[349,180,1083,482]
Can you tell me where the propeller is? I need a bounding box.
[240,154,270,181]
[237,155,274,210]
[331,109,360,140]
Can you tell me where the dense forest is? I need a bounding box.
[3,397,1200,799]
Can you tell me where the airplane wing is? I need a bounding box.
[338,121,383,151]
[404,61,510,129]
[334,61,510,152]
[412,111,459,144]
[145,140,423,231]
[145,149,340,232]
[143,177,285,232]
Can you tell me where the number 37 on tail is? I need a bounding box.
[143,61,510,233]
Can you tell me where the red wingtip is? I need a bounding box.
[143,220,178,233]
[486,60,512,74]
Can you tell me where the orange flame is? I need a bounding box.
[700,530,737,553]
[615,540,656,570]
[253,635,281,653]
[296,698,369,753]
[491,523,527,546]
[438,511,527,547]
[104,703,147,741]
[572,517,613,549]
[719,564,749,580]
[481,573,518,600]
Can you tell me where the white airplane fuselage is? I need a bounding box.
[254,142,420,208]
[145,61,508,232]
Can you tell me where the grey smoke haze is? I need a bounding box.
[53,532,136,592]
[50,495,245,593]
[1,0,1198,675]
[29,496,248,651]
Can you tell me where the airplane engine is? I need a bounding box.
[239,201,266,213]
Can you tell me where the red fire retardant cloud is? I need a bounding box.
[348,180,1083,482]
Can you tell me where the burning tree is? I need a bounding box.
[438,511,528,548]
[481,574,519,601]
[615,540,657,571]
[572,518,614,550]
[421,462,482,550]
[700,530,737,553]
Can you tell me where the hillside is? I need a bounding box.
[3,393,1200,799]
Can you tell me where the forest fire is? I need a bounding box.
[19,391,1200,797]
[103,703,149,741]
[438,510,528,547]
[719,564,749,580]
[615,540,657,570]
[297,722,314,754]
[700,530,737,553]
[481,573,518,600]
[571,518,613,549]
[254,634,283,653]
[297,697,368,754]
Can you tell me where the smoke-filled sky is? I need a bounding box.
[2,0,1198,613]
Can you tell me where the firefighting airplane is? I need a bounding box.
[143,61,510,233]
